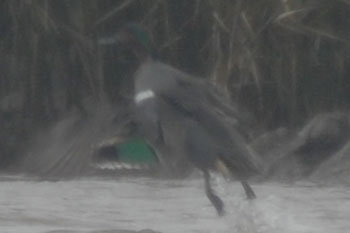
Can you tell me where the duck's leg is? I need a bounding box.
[241,180,256,199]
[215,159,256,200]
[203,170,225,216]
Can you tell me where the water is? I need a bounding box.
[0,176,349,233]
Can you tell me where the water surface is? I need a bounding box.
[0,176,349,233]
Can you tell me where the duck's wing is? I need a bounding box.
[170,76,242,124]
[149,67,261,174]
[145,63,247,148]
[157,79,261,176]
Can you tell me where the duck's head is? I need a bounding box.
[98,23,156,62]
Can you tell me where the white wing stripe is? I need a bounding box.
[135,90,155,104]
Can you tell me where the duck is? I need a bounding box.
[98,23,260,215]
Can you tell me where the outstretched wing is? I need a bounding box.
[148,63,242,143]
[150,64,261,176]
[155,72,235,146]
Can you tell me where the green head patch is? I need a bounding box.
[123,23,157,58]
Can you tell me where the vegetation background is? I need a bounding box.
[1,0,350,168]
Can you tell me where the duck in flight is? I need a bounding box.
[98,23,259,215]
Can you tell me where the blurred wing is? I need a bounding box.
[156,77,233,143]
[154,76,261,176]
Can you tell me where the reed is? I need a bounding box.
[1,0,350,163]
